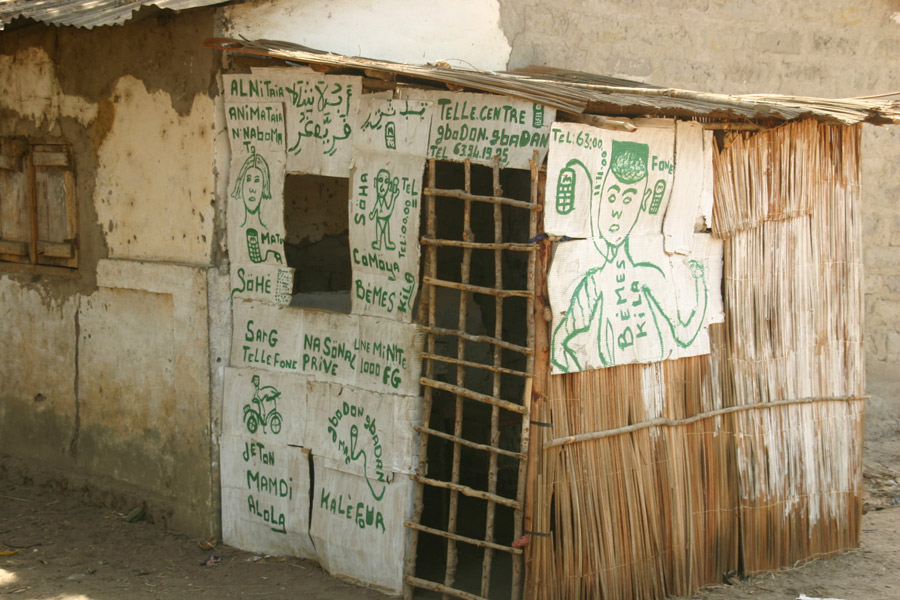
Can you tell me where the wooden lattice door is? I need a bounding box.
[403,155,541,599]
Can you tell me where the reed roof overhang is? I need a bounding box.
[206,38,900,127]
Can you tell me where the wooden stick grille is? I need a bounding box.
[404,155,539,600]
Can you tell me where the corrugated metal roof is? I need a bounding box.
[205,38,900,126]
[0,0,225,30]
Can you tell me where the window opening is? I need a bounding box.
[283,173,351,312]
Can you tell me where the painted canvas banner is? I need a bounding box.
[225,101,286,155]
[305,381,421,480]
[311,460,414,594]
[220,367,421,567]
[222,367,310,446]
[662,121,716,255]
[224,70,362,177]
[544,120,676,239]
[349,150,423,322]
[232,301,423,396]
[545,121,723,373]
[230,263,294,305]
[227,150,288,268]
[221,437,315,558]
[403,90,555,169]
[355,97,432,155]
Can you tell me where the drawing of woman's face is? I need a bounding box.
[243,166,264,214]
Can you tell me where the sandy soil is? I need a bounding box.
[0,483,387,600]
[1,437,898,600]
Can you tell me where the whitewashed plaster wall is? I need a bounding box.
[221,0,512,71]
[0,12,223,537]
[94,76,216,264]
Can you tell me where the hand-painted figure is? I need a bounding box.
[552,140,708,372]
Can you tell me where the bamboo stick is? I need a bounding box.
[422,351,530,378]
[403,159,440,600]
[405,576,489,600]
[419,378,527,414]
[420,237,536,251]
[422,276,533,299]
[405,521,524,555]
[479,156,503,598]
[412,475,523,509]
[545,395,866,448]
[442,159,474,598]
[421,326,533,355]
[414,425,526,460]
[424,187,541,211]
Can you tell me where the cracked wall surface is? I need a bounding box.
[0,9,223,536]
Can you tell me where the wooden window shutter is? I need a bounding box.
[32,144,78,268]
[0,139,31,264]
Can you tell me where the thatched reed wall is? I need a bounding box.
[526,120,865,599]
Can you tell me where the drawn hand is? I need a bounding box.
[688,260,705,279]
[390,178,400,202]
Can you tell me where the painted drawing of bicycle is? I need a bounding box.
[243,375,283,435]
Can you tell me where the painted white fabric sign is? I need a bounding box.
[230,263,294,305]
[349,151,423,322]
[232,301,423,396]
[403,90,555,169]
[544,120,675,239]
[223,97,293,304]
[311,460,414,594]
[662,121,716,254]
[225,101,285,154]
[220,367,421,568]
[221,436,315,558]
[546,121,723,373]
[306,381,421,480]
[225,71,362,177]
[223,367,310,445]
[355,97,432,154]
[227,150,288,267]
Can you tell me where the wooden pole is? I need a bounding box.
[523,162,549,600]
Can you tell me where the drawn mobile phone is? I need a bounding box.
[385,122,397,150]
[556,166,576,215]
[247,228,263,263]
[247,228,284,264]
[648,180,666,215]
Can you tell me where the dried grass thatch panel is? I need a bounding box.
[720,121,865,576]
[734,400,864,574]
[527,120,864,599]
[528,351,738,599]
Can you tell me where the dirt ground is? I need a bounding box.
[2,437,899,600]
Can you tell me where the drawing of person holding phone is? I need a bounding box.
[232,152,283,264]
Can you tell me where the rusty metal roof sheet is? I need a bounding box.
[205,38,900,126]
[0,0,225,30]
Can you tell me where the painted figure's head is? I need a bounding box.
[375,168,391,200]
[594,140,650,245]
[252,374,260,388]
[232,153,272,218]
